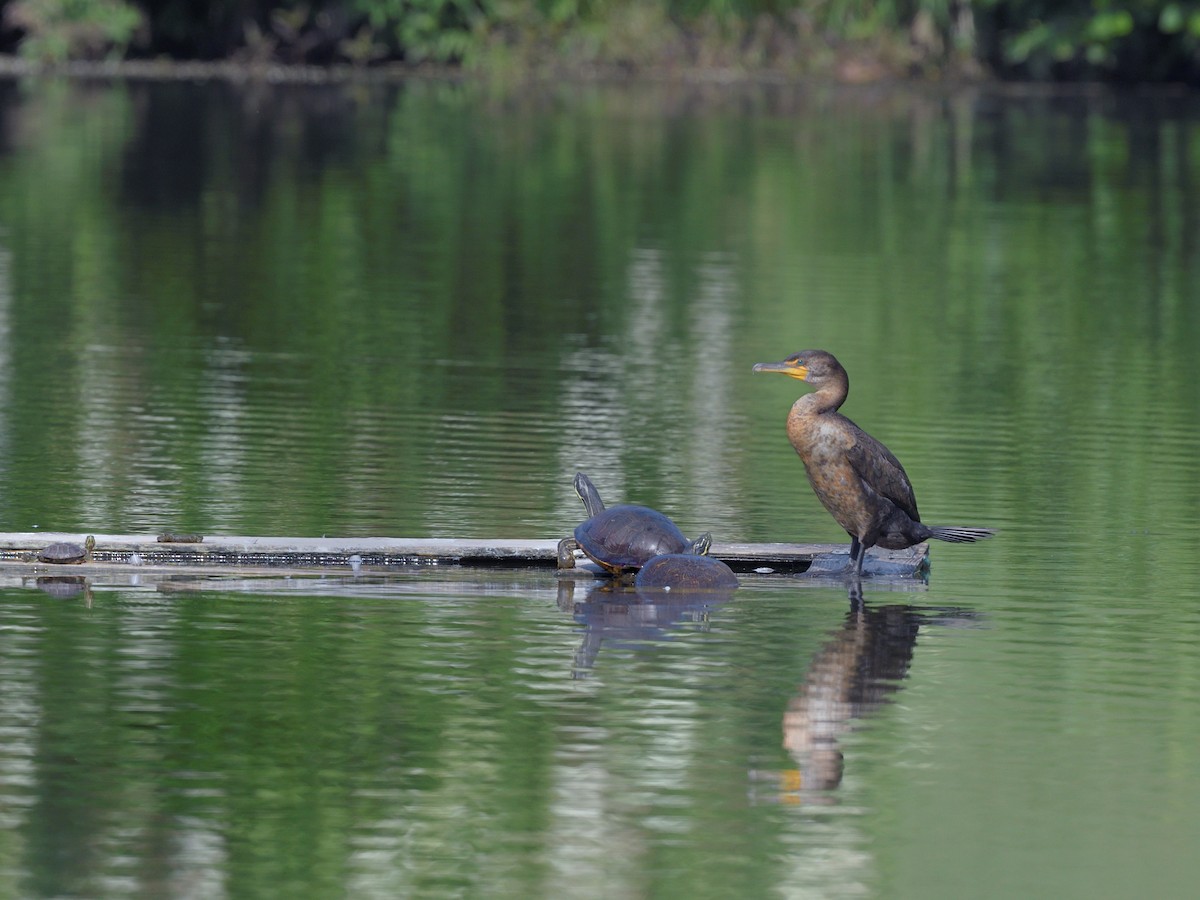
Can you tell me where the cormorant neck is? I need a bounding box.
[796,376,848,415]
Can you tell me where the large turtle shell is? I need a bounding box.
[38,542,88,563]
[574,504,690,574]
[635,553,739,591]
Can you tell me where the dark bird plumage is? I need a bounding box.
[753,349,994,576]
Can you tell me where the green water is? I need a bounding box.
[0,77,1198,898]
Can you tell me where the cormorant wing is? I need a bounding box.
[844,425,921,523]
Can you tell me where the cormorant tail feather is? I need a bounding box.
[927,526,996,544]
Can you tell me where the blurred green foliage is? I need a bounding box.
[2,2,1200,83]
[3,0,143,61]
[977,0,1200,80]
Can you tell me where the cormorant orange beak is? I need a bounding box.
[752,359,809,380]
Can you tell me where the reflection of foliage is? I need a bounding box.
[4,0,144,61]
[0,79,1198,540]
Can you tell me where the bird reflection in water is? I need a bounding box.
[766,584,977,803]
[556,577,735,677]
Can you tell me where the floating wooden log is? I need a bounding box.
[0,532,928,577]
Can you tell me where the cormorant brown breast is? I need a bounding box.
[753,349,994,576]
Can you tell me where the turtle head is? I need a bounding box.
[572,472,606,518]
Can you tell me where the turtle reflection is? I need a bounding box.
[557,577,735,676]
[34,576,93,605]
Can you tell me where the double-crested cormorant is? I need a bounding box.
[753,349,994,576]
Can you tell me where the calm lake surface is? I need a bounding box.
[0,75,1198,898]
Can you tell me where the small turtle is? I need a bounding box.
[37,535,96,565]
[557,473,711,576]
[635,553,739,592]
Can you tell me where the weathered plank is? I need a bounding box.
[0,533,928,576]
[709,541,927,576]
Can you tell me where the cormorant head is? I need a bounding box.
[752,349,845,386]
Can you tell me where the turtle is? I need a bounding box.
[557,472,711,576]
[37,535,96,565]
[157,533,204,543]
[634,553,739,592]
